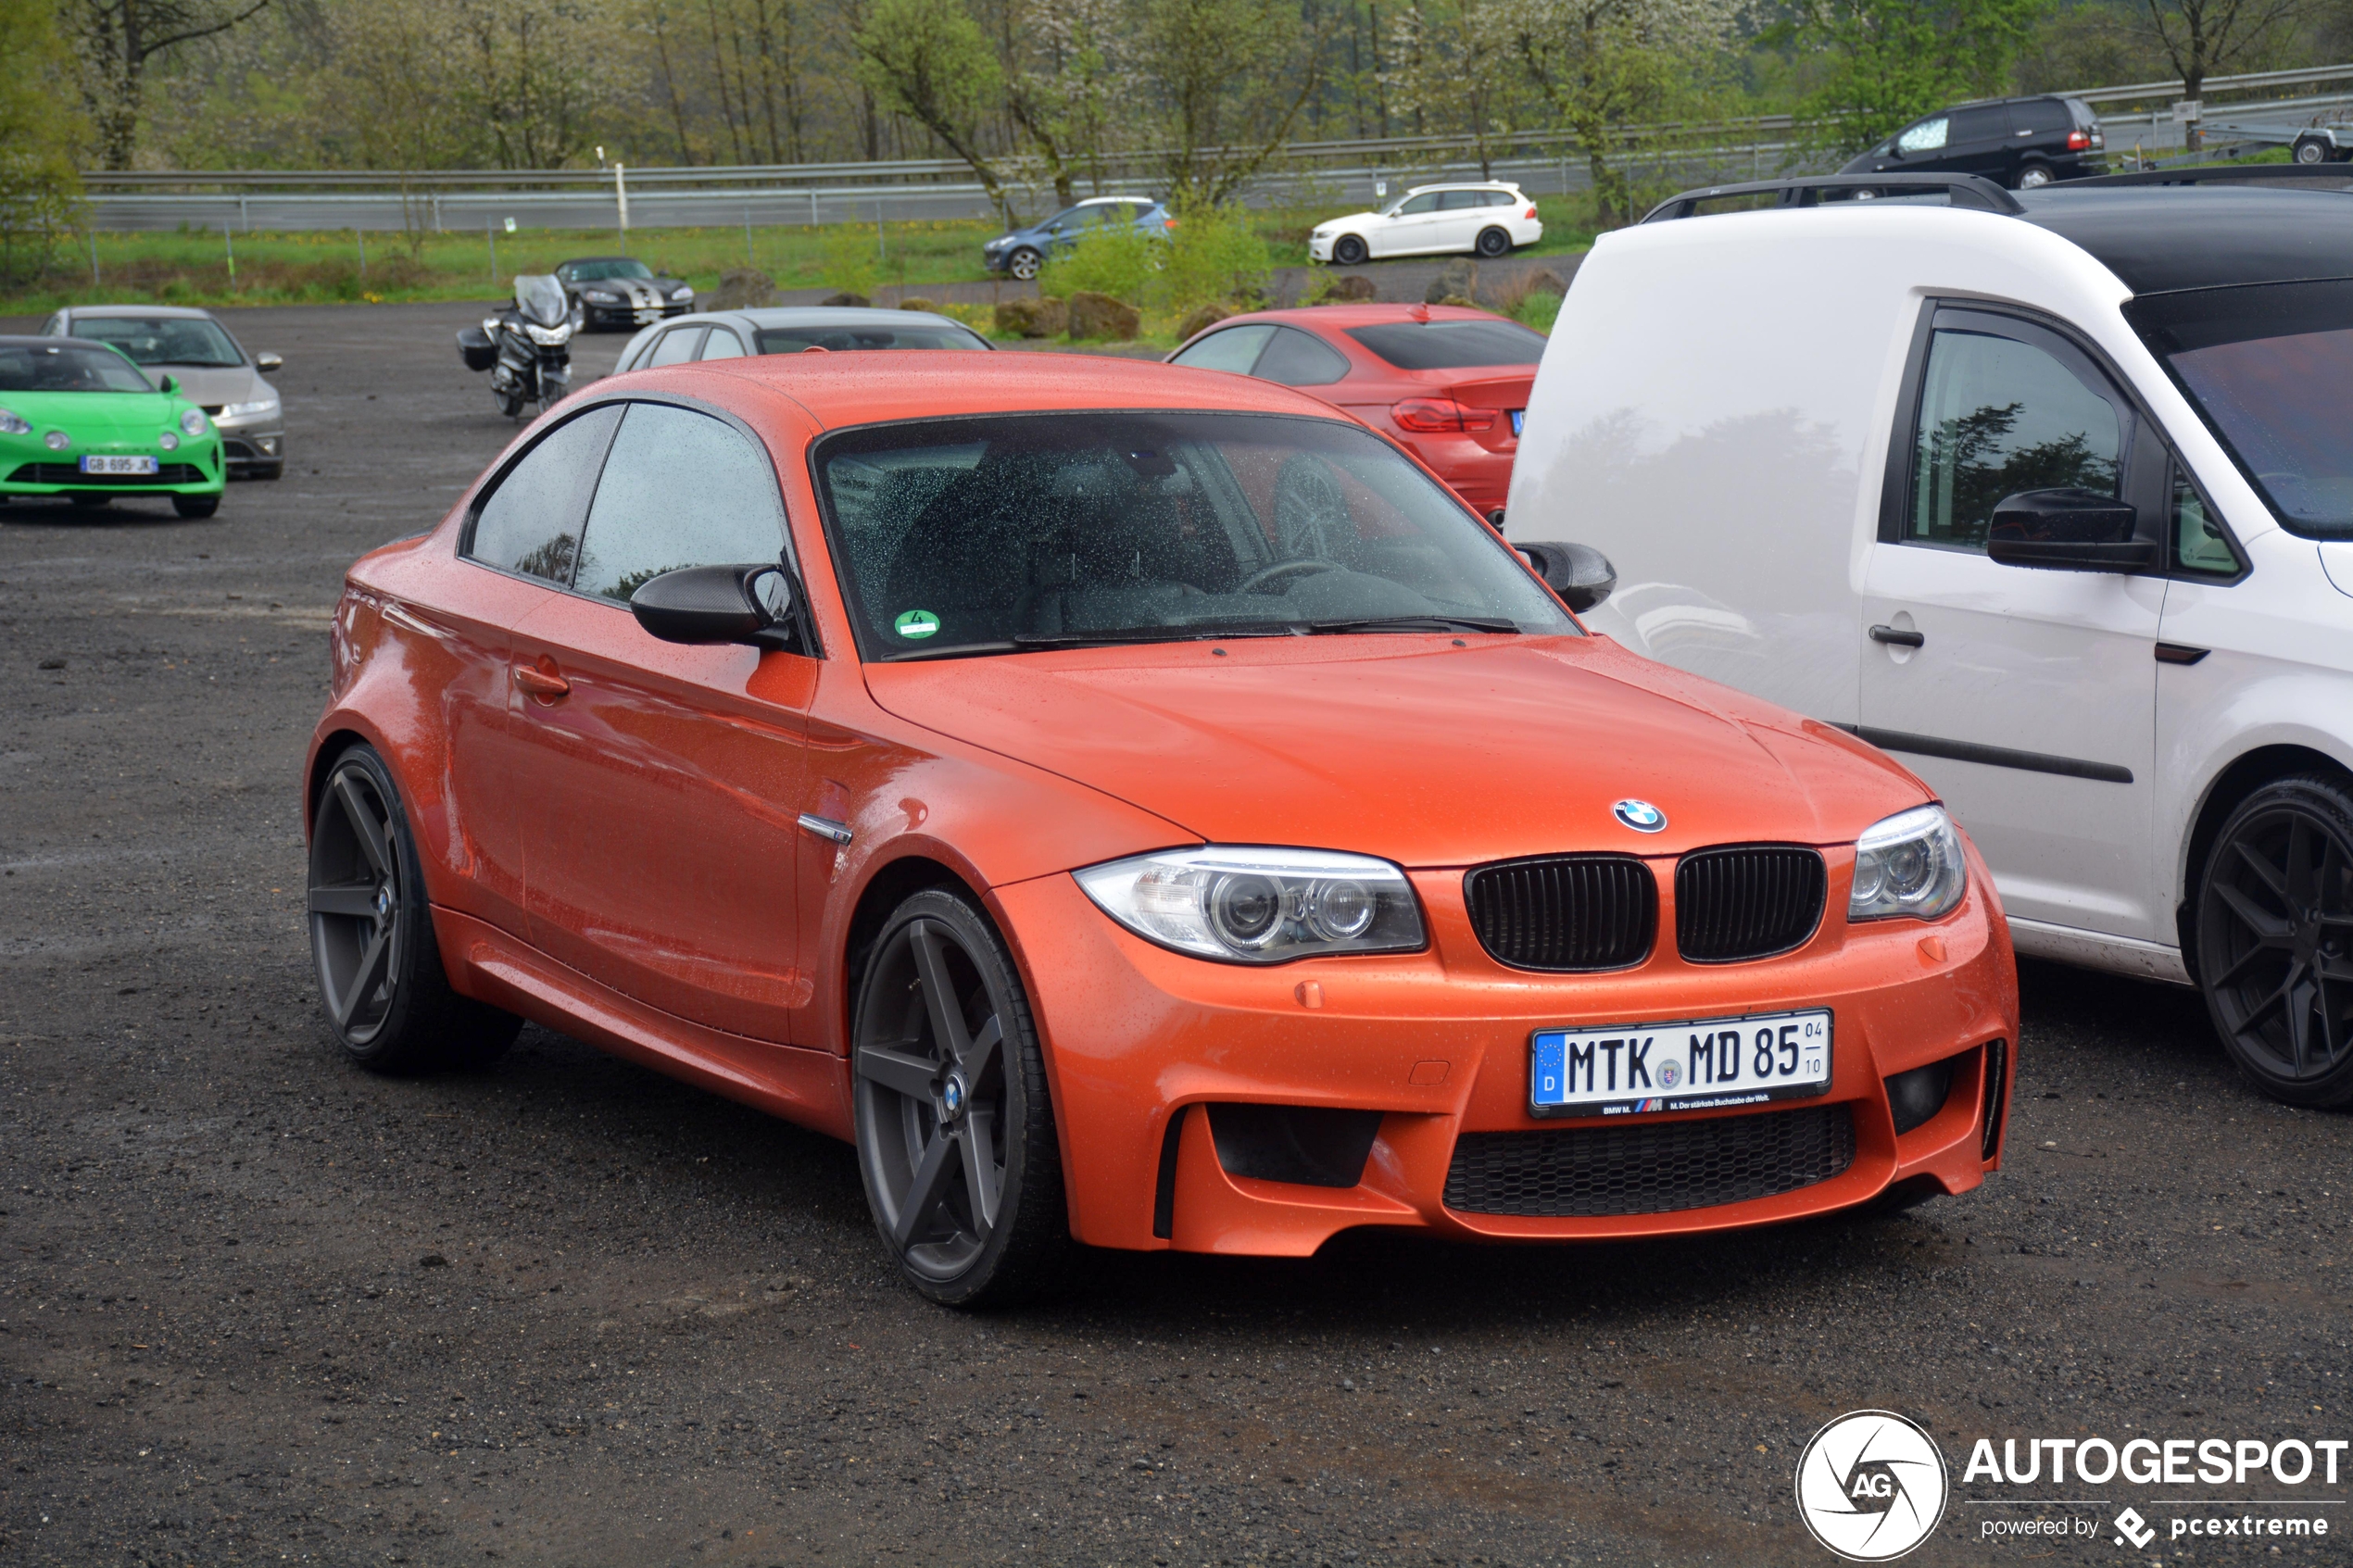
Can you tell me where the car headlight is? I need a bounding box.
[984,237,1008,251]
[669,284,693,301]
[584,288,620,302]
[219,397,278,420]
[159,431,180,450]
[44,429,69,450]
[0,408,29,435]
[524,321,573,346]
[1848,805,1967,922]
[1075,846,1425,963]
[180,408,208,435]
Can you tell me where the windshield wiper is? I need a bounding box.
[1298,615,1521,634]
[1010,622,1298,647]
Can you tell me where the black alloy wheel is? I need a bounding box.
[1332,234,1369,267]
[1475,226,1512,258]
[1008,247,1043,282]
[308,745,521,1073]
[2195,774,2353,1106]
[851,889,1068,1305]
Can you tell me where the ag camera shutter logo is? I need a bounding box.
[1795,1410,1949,1561]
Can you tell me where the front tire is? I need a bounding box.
[1475,226,1512,258]
[173,494,220,519]
[308,745,522,1074]
[851,888,1069,1306]
[2194,773,2353,1107]
[1007,247,1043,282]
[1332,234,1369,267]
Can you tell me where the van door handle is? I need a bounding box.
[513,664,571,698]
[1869,624,1925,648]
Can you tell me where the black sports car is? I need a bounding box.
[554,257,696,330]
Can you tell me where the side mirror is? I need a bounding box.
[256,352,283,373]
[1517,540,1617,613]
[157,373,178,395]
[1984,488,2156,571]
[631,562,799,649]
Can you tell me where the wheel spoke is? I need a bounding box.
[2285,816,2318,909]
[2286,972,2318,1074]
[308,883,379,919]
[960,1105,1000,1233]
[2215,882,2296,945]
[336,926,391,1028]
[909,922,972,1059]
[2211,938,2284,990]
[2233,837,2293,907]
[892,1129,959,1251]
[856,1043,938,1101]
[334,774,392,881]
[962,1014,1002,1082]
[2242,961,2304,1030]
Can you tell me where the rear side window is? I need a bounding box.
[1169,325,1275,374]
[1252,327,1351,387]
[2012,98,2070,136]
[1438,190,1488,210]
[700,329,747,360]
[1947,105,2010,143]
[1906,329,2124,551]
[648,328,704,366]
[1345,320,1547,370]
[465,404,624,584]
[572,402,788,604]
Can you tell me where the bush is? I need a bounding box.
[1511,290,1562,332]
[1038,221,1154,304]
[1157,202,1271,316]
[819,225,880,300]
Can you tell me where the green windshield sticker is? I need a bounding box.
[894,609,941,640]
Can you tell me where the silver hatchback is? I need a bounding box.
[43,306,284,480]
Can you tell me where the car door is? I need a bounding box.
[1941,103,2015,180]
[1432,190,1490,250]
[1856,306,2168,942]
[1374,193,1444,257]
[509,397,819,1045]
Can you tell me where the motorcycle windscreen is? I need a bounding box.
[514,274,569,326]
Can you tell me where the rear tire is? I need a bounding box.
[2014,161,2054,189]
[851,888,1070,1307]
[1475,226,1512,258]
[173,495,220,519]
[1332,234,1368,267]
[308,744,522,1074]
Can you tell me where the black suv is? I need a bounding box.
[1842,95,2107,189]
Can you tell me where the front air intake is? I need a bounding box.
[1464,855,1655,972]
[1443,1104,1856,1217]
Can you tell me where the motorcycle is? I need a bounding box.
[457,275,576,419]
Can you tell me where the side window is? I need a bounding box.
[1438,190,1487,210]
[1897,118,1948,154]
[1906,328,2124,552]
[1487,191,1517,207]
[465,403,625,584]
[1947,105,2010,144]
[42,312,66,336]
[2013,98,2070,136]
[573,402,788,605]
[1169,324,1275,374]
[648,328,705,367]
[699,329,746,360]
[1253,326,1351,387]
[1396,193,1441,216]
[2172,464,2239,574]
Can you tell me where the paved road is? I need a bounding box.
[1,302,2347,1568]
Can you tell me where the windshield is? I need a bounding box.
[815,411,1576,661]
[756,323,989,354]
[1346,320,1548,370]
[563,259,654,282]
[0,341,157,393]
[514,274,570,326]
[2129,279,2353,538]
[69,316,242,367]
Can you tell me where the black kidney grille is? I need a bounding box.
[1675,845,1828,962]
[1443,1104,1856,1218]
[1465,855,1655,972]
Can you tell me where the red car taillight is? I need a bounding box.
[2067,129,2091,151]
[1391,397,1496,433]
[1524,204,1539,220]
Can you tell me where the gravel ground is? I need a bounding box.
[1,301,2347,1568]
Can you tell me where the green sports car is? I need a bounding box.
[0,335,225,517]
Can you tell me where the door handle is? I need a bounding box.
[513,664,571,698]
[1869,624,1925,648]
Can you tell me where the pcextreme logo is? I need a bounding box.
[1796,1410,1950,1562]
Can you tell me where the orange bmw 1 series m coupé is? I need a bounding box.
[305,353,2019,1304]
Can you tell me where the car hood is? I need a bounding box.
[9,390,183,443]
[862,635,1931,868]
[1318,210,1384,231]
[148,365,262,406]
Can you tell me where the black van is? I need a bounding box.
[1840,95,2107,189]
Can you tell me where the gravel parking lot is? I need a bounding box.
[2,301,2347,1568]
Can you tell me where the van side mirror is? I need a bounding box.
[1517,540,1617,613]
[1985,488,2156,571]
[631,562,799,649]
[256,352,283,373]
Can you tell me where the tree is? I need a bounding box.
[327,0,475,250]
[0,0,87,282]
[1508,0,1740,225]
[67,0,273,169]
[1775,0,2048,157]
[452,0,621,169]
[1004,0,1127,206]
[853,0,1012,209]
[1138,0,1324,207]
[2140,0,2309,111]
[1383,0,1516,178]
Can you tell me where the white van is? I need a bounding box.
[1509,170,2353,1106]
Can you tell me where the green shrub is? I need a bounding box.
[1157,201,1271,315]
[1039,221,1155,303]
[818,224,880,300]
[1511,290,1562,333]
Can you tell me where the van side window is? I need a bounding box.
[1897,118,1948,154]
[2172,464,2238,574]
[1906,329,2123,552]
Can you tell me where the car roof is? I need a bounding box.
[0,333,132,348]
[1194,303,1524,332]
[667,307,979,330]
[558,257,644,267]
[60,305,220,320]
[1403,182,1522,194]
[2018,185,2353,294]
[667,350,1349,430]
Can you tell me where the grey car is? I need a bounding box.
[611,306,993,372]
[42,306,284,480]
[981,196,1171,282]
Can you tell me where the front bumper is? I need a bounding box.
[991,841,2017,1255]
[211,417,283,475]
[1,441,225,496]
[581,300,689,329]
[1307,234,1336,261]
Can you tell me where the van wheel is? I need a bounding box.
[2193,773,2353,1107]
[1475,226,1512,258]
[2014,162,2054,189]
[851,888,1070,1306]
[1332,235,1368,267]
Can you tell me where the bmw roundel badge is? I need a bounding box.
[1612,798,1667,833]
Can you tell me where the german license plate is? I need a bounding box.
[1509,408,1525,437]
[1529,1007,1832,1118]
[80,455,157,475]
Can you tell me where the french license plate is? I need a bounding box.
[1529,1007,1832,1118]
[80,455,157,475]
[1509,408,1525,437]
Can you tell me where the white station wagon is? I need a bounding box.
[1309,182,1544,267]
[1509,169,2353,1106]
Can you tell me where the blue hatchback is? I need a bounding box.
[981,196,1172,281]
